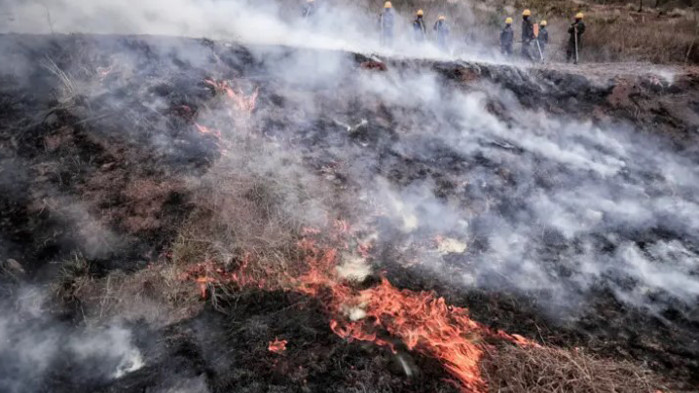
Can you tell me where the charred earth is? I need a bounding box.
[1,34,698,393]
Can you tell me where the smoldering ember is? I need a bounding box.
[1,1,698,393]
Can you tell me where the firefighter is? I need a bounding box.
[302,0,316,19]
[379,1,396,46]
[413,9,427,41]
[433,15,450,50]
[537,20,549,57]
[567,12,586,64]
[521,9,534,60]
[500,17,514,56]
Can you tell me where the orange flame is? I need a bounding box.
[287,239,490,391]
[268,338,288,353]
[227,86,259,113]
[334,278,486,392]
[195,276,215,299]
[180,226,535,392]
[194,122,222,138]
[96,65,114,81]
[204,78,258,113]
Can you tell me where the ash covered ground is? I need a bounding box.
[1,33,698,393]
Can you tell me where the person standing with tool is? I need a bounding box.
[521,9,535,60]
[567,12,585,64]
[433,15,450,51]
[413,9,427,42]
[379,1,396,47]
[500,17,514,56]
[537,20,549,58]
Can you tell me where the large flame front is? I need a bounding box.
[332,278,486,392]
[182,229,533,392]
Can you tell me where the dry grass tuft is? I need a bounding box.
[481,343,664,393]
[64,262,205,327]
[54,252,93,304]
[582,10,699,63]
[40,56,79,105]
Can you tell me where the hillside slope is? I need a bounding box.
[1,34,698,393]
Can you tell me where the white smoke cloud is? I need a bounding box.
[322,63,699,316]
[0,0,492,60]
[0,287,144,393]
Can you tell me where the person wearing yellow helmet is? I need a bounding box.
[537,20,549,57]
[521,9,535,60]
[413,10,427,41]
[379,1,396,46]
[433,15,450,51]
[500,17,514,56]
[567,12,586,63]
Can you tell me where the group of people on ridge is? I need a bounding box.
[501,9,586,63]
[380,2,450,49]
[302,0,587,63]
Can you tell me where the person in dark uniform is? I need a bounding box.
[521,9,534,60]
[413,9,427,41]
[433,15,450,51]
[379,1,396,46]
[500,17,514,56]
[567,12,586,64]
[538,20,549,57]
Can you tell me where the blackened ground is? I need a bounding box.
[428,59,699,143]
[0,35,221,279]
[94,291,461,393]
[1,34,698,392]
[379,259,699,390]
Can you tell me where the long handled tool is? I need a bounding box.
[533,23,544,62]
[535,40,544,63]
[574,25,579,64]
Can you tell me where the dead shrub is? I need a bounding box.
[481,344,664,393]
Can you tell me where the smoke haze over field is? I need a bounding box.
[0,0,697,389]
[0,288,143,393]
[0,0,492,60]
[191,31,699,318]
[342,66,699,316]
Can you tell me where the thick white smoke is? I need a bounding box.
[0,287,144,393]
[340,65,699,316]
[0,0,499,61]
[197,32,697,318]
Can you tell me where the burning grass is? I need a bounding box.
[11,33,683,392]
[179,226,667,393]
[167,129,668,392]
[182,228,540,392]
